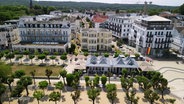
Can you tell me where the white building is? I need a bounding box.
[102,15,138,40]
[80,28,112,52]
[171,27,184,55]
[12,15,71,53]
[0,25,19,50]
[129,15,173,56]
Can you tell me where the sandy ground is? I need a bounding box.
[3,83,182,104]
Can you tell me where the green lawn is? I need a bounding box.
[11,65,62,76]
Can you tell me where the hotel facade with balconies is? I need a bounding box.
[128,15,173,56]
[12,15,71,53]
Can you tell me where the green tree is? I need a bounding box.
[114,52,119,58]
[3,49,10,54]
[50,55,56,65]
[168,98,176,104]
[83,52,89,57]
[136,76,152,91]
[18,76,32,96]
[14,70,25,78]
[157,78,169,99]
[126,88,139,104]
[38,54,46,63]
[86,17,90,22]
[11,84,24,97]
[38,80,48,93]
[60,69,67,85]
[60,54,67,61]
[121,77,133,98]
[179,4,184,15]
[104,53,109,57]
[16,55,23,64]
[33,90,44,104]
[93,74,100,87]
[0,62,12,81]
[0,52,4,59]
[23,50,30,59]
[94,53,99,57]
[29,55,35,64]
[71,90,80,104]
[54,81,64,93]
[150,71,163,89]
[106,84,117,104]
[4,76,14,92]
[69,43,76,54]
[101,75,107,87]
[66,74,74,86]
[87,88,100,104]
[13,50,19,54]
[45,69,53,85]
[85,76,90,86]
[30,70,36,85]
[144,89,160,104]
[43,51,49,59]
[106,72,112,84]
[5,52,15,63]
[49,91,61,104]
[0,84,6,104]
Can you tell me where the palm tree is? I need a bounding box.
[71,90,80,104]
[30,70,36,85]
[60,69,67,85]
[45,68,53,85]
[49,91,61,104]
[33,90,44,104]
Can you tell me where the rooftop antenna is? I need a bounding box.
[144,1,152,15]
[30,0,33,9]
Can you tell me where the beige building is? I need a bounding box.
[81,28,112,52]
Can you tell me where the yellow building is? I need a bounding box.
[80,28,112,52]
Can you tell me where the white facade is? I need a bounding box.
[12,15,71,53]
[81,28,112,52]
[171,27,184,54]
[102,15,138,39]
[0,25,19,50]
[129,15,173,56]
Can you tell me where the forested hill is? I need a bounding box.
[0,0,177,10]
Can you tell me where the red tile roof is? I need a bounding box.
[92,15,108,23]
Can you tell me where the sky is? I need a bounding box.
[37,0,184,6]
